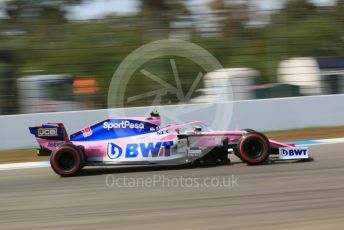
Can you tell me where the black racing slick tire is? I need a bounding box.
[238,132,270,165]
[233,129,256,161]
[50,143,85,177]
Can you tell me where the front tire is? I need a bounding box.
[238,132,270,165]
[50,144,85,177]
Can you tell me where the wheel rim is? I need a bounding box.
[56,151,76,171]
[243,138,265,160]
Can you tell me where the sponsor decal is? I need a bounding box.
[103,121,145,130]
[157,130,168,135]
[107,141,175,159]
[82,127,93,137]
[125,141,174,158]
[188,149,202,157]
[47,142,61,148]
[279,147,309,160]
[137,134,151,140]
[38,128,57,137]
[107,143,123,159]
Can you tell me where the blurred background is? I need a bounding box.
[0,0,344,115]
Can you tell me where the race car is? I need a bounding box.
[29,111,309,176]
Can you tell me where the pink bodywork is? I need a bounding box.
[159,121,292,149]
[34,117,294,161]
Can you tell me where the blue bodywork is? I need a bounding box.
[70,119,158,142]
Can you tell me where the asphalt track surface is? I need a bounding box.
[0,143,344,230]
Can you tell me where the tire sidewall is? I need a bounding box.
[50,144,83,177]
[239,133,270,165]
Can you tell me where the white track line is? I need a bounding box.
[318,137,344,143]
[0,161,50,171]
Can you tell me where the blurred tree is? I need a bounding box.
[283,0,317,20]
[207,0,250,39]
[262,0,342,83]
[3,0,87,49]
[139,0,189,19]
[140,0,169,13]
[334,0,344,54]
[272,0,317,22]
[138,0,189,38]
[0,50,17,114]
[5,0,82,23]
[5,0,23,19]
[336,0,344,25]
[2,0,344,112]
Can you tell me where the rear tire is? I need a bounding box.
[238,132,270,165]
[50,143,85,177]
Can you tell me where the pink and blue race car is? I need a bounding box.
[29,111,309,176]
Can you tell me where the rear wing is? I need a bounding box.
[29,123,69,156]
[29,123,69,141]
